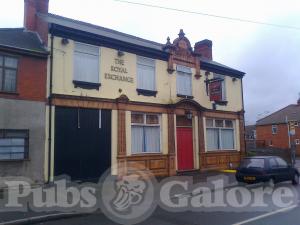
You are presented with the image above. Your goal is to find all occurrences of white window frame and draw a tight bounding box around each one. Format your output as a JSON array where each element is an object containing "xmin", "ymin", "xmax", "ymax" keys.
[
  {"xmin": 131, "ymin": 113, "xmax": 161, "ymax": 154},
  {"xmin": 272, "ymin": 125, "xmax": 277, "ymax": 134},
  {"xmin": 213, "ymin": 73, "xmax": 226, "ymax": 101},
  {"xmin": 176, "ymin": 65, "xmax": 192, "ymax": 96},
  {"xmin": 136, "ymin": 56, "xmax": 156, "ymax": 91},
  {"xmin": 205, "ymin": 118, "xmax": 236, "ymax": 151},
  {"xmin": 73, "ymin": 41, "xmax": 100, "ymax": 83},
  {"xmin": 295, "ymin": 139, "xmax": 300, "ymax": 145}
]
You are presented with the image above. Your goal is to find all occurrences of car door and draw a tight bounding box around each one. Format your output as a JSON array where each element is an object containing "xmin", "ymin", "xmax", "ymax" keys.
[
  {"xmin": 268, "ymin": 157, "xmax": 279, "ymax": 181},
  {"xmin": 274, "ymin": 157, "xmax": 291, "ymax": 182}
]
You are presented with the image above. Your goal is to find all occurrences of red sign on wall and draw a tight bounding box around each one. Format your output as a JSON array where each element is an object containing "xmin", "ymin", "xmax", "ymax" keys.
[{"xmin": 209, "ymin": 80, "xmax": 222, "ymax": 101}]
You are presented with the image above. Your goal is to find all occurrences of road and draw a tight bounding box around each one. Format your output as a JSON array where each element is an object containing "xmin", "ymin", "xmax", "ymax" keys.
[{"xmin": 37, "ymin": 182, "xmax": 300, "ymax": 225}]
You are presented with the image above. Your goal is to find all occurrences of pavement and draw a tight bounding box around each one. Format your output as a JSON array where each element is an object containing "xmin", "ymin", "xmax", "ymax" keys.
[{"xmin": 0, "ymin": 159, "xmax": 299, "ymax": 225}]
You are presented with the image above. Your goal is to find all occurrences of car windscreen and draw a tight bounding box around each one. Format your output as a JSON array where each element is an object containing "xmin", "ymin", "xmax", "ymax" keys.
[{"xmin": 240, "ymin": 158, "xmax": 265, "ymax": 169}]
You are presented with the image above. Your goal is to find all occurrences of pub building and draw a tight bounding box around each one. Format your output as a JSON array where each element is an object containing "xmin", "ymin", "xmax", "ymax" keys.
[{"xmin": 24, "ymin": 0, "xmax": 246, "ymax": 181}]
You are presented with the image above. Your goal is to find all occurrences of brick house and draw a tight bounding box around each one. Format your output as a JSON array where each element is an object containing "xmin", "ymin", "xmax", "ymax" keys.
[
  {"xmin": 256, "ymin": 98, "xmax": 300, "ymax": 155},
  {"xmin": 0, "ymin": 2, "xmax": 48, "ymax": 184}
]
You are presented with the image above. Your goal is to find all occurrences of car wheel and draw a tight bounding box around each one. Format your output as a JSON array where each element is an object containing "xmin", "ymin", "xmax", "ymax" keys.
[{"xmin": 292, "ymin": 173, "xmax": 299, "ymax": 185}]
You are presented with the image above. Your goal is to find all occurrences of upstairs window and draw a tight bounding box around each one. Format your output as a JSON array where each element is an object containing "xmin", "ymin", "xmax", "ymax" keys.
[
  {"xmin": 176, "ymin": 65, "xmax": 192, "ymax": 97},
  {"xmin": 137, "ymin": 56, "xmax": 156, "ymax": 94},
  {"xmin": 272, "ymin": 125, "xmax": 277, "ymax": 134},
  {"xmin": 213, "ymin": 73, "xmax": 226, "ymax": 101},
  {"xmin": 0, "ymin": 55, "xmax": 18, "ymax": 93},
  {"xmin": 206, "ymin": 118, "xmax": 235, "ymax": 150},
  {"xmin": 0, "ymin": 130, "xmax": 29, "ymax": 160},
  {"xmin": 73, "ymin": 42, "xmax": 100, "ymax": 88},
  {"xmin": 131, "ymin": 113, "xmax": 161, "ymax": 154}
]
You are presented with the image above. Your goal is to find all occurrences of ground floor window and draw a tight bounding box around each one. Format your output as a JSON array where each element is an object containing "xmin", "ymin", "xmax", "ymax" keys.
[
  {"xmin": 0, "ymin": 129, "xmax": 29, "ymax": 160},
  {"xmin": 131, "ymin": 113, "xmax": 161, "ymax": 153},
  {"xmin": 206, "ymin": 118, "xmax": 235, "ymax": 150}
]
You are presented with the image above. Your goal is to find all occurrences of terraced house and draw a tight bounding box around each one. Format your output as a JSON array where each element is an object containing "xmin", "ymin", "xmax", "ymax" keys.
[{"xmin": 21, "ymin": 0, "xmax": 246, "ymax": 182}]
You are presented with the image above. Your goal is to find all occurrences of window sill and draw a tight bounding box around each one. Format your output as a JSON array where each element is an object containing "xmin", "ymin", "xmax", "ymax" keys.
[
  {"xmin": 205, "ymin": 149, "xmax": 238, "ymax": 153},
  {"xmin": 177, "ymin": 94, "xmax": 194, "ymax": 99},
  {"xmin": 136, "ymin": 89, "xmax": 157, "ymax": 97},
  {"xmin": 0, "ymin": 91, "xmax": 19, "ymax": 95},
  {"xmin": 73, "ymin": 80, "xmax": 101, "ymax": 90},
  {"xmin": 214, "ymin": 100, "xmax": 228, "ymax": 106},
  {"xmin": 0, "ymin": 159, "xmax": 29, "ymax": 162},
  {"xmin": 131, "ymin": 152, "xmax": 163, "ymax": 156}
]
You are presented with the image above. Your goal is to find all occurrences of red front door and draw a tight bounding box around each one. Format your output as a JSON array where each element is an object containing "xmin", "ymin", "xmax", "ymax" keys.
[{"xmin": 177, "ymin": 127, "xmax": 194, "ymax": 170}]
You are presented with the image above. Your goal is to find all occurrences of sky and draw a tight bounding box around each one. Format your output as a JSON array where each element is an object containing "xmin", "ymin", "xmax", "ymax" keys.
[{"xmin": 1, "ymin": 0, "xmax": 300, "ymax": 124}]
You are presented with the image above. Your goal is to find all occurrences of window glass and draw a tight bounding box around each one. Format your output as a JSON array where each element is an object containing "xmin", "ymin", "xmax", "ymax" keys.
[
  {"xmin": 272, "ymin": 125, "xmax": 277, "ymax": 134},
  {"xmin": 144, "ymin": 126, "xmax": 160, "ymax": 152},
  {"xmin": 4, "ymin": 57, "xmax": 18, "ymax": 68},
  {"xmin": 3, "ymin": 69, "xmax": 17, "ymax": 92},
  {"xmin": 73, "ymin": 42, "xmax": 99, "ymax": 83},
  {"xmin": 241, "ymin": 158, "xmax": 265, "ymax": 168},
  {"xmin": 215, "ymin": 120, "xmax": 224, "ymax": 127},
  {"xmin": 131, "ymin": 113, "xmax": 161, "ymax": 153},
  {"xmin": 146, "ymin": 115, "xmax": 159, "ymax": 124},
  {"xmin": 206, "ymin": 118, "xmax": 235, "ymax": 151},
  {"xmin": 275, "ymin": 158, "xmax": 287, "ymax": 167},
  {"xmin": 206, "ymin": 119, "xmax": 213, "ymax": 127},
  {"xmin": 176, "ymin": 65, "xmax": 192, "ymax": 96},
  {"xmin": 269, "ymin": 158, "xmax": 277, "ymax": 168},
  {"xmin": 137, "ymin": 56, "xmax": 155, "ymax": 91},
  {"xmin": 221, "ymin": 129, "xmax": 234, "ymax": 149},
  {"xmin": 0, "ymin": 130, "xmax": 28, "ymax": 160},
  {"xmin": 225, "ymin": 120, "xmax": 233, "ymax": 128},
  {"xmin": 206, "ymin": 128, "xmax": 219, "ymax": 150},
  {"xmin": 0, "ymin": 56, "xmax": 3, "ymax": 66},
  {"xmin": 131, "ymin": 113, "xmax": 144, "ymax": 124},
  {"xmin": 213, "ymin": 73, "xmax": 226, "ymax": 100}
]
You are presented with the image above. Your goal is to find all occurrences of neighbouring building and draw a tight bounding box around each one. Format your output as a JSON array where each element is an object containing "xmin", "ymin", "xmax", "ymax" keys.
[
  {"xmin": 0, "ymin": 3, "xmax": 48, "ymax": 183},
  {"xmin": 19, "ymin": 0, "xmax": 246, "ymax": 182},
  {"xmin": 256, "ymin": 98, "xmax": 300, "ymax": 155},
  {"xmin": 245, "ymin": 125, "xmax": 256, "ymax": 150}
]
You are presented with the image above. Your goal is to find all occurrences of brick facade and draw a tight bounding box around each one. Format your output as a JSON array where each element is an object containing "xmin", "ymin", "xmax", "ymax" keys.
[
  {"xmin": 256, "ymin": 124, "xmax": 300, "ymax": 155},
  {"xmin": 0, "ymin": 54, "xmax": 47, "ymax": 102}
]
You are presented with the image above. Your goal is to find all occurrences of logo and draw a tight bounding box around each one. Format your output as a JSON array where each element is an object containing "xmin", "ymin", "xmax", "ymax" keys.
[{"xmin": 98, "ymin": 168, "xmax": 157, "ymax": 225}]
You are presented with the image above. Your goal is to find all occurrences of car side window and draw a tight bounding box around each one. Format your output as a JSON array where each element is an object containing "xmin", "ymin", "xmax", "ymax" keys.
[
  {"xmin": 275, "ymin": 158, "xmax": 288, "ymax": 167},
  {"xmin": 269, "ymin": 158, "xmax": 277, "ymax": 168}
]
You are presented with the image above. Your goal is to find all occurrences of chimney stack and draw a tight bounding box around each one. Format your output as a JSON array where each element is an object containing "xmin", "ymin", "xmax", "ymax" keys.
[
  {"xmin": 194, "ymin": 39, "xmax": 213, "ymax": 60},
  {"xmin": 24, "ymin": 0, "xmax": 49, "ymax": 45}
]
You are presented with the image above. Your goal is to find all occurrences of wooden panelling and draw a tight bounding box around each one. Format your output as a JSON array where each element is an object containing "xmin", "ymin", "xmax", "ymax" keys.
[
  {"xmin": 200, "ymin": 151, "xmax": 241, "ymax": 170},
  {"xmin": 118, "ymin": 154, "xmax": 171, "ymax": 177}
]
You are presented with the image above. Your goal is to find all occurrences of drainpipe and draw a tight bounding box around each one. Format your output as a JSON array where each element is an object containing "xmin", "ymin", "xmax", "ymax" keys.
[
  {"xmin": 241, "ymin": 77, "xmax": 246, "ymax": 156},
  {"xmin": 47, "ymin": 32, "xmax": 54, "ymax": 183}
]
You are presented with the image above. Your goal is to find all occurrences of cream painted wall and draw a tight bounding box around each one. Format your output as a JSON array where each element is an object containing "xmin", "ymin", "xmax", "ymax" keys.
[{"xmin": 51, "ymin": 37, "xmax": 243, "ymax": 112}]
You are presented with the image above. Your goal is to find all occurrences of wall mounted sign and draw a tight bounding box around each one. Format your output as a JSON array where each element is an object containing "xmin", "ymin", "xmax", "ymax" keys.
[
  {"xmin": 209, "ymin": 80, "xmax": 222, "ymax": 101},
  {"xmin": 104, "ymin": 58, "xmax": 134, "ymax": 83}
]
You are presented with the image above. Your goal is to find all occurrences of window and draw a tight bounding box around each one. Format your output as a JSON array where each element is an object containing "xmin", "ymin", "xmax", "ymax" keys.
[
  {"xmin": 275, "ymin": 157, "xmax": 288, "ymax": 168},
  {"xmin": 269, "ymin": 158, "xmax": 277, "ymax": 168},
  {"xmin": 241, "ymin": 158, "xmax": 265, "ymax": 169},
  {"xmin": 0, "ymin": 55, "xmax": 18, "ymax": 92},
  {"xmin": 131, "ymin": 113, "xmax": 161, "ymax": 153},
  {"xmin": 176, "ymin": 65, "xmax": 192, "ymax": 96},
  {"xmin": 73, "ymin": 42, "xmax": 100, "ymax": 87},
  {"xmin": 213, "ymin": 73, "xmax": 226, "ymax": 101},
  {"xmin": 295, "ymin": 139, "xmax": 300, "ymax": 145},
  {"xmin": 206, "ymin": 118, "xmax": 235, "ymax": 150},
  {"xmin": 0, "ymin": 130, "xmax": 29, "ymax": 160},
  {"xmin": 272, "ymin": 125, "xmax": 277, "ymax": 134},
  {"xmin": 268, "ymin": 140, "xmax": 273, "ymax": 146},
  {"xmin": 137, "ymin": 56, "xmax": 156, "ymax": 93}
]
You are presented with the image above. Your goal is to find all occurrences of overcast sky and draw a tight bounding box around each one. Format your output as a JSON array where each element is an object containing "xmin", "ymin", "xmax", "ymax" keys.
[{"xmin": 1, "ymin": 0, "xmax": 300, "ymax": 124}]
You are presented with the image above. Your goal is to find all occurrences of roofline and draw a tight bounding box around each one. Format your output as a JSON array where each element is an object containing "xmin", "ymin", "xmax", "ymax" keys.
[
  {"xmin": 49, "ymin": 23, "xmax": 169, "ymax": 61},
  {"xmin": 200, "ymin": 60, "xmax": 245, "ymax": 78},
  {"xmin": 255, "ymin": 104, "xmax": 297, "ymax": 125},
  {"xmin": 0, "ymin": 44, "xmax": 49, "ymax": 58}
]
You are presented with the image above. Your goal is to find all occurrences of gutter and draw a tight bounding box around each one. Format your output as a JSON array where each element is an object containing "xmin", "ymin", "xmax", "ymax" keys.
[{"xmin": 47, "ymin": 32, "xmax": 54, "ymax": 183}]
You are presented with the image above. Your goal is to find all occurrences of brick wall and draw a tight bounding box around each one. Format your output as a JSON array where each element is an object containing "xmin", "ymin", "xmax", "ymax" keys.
[
  {"xmin": 256, "ymin": 124, "xmax": 300, "ymax": 154},
  {"xmin": 0, "ymin": 54, "xmax": 47, "ymax": 102}
]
